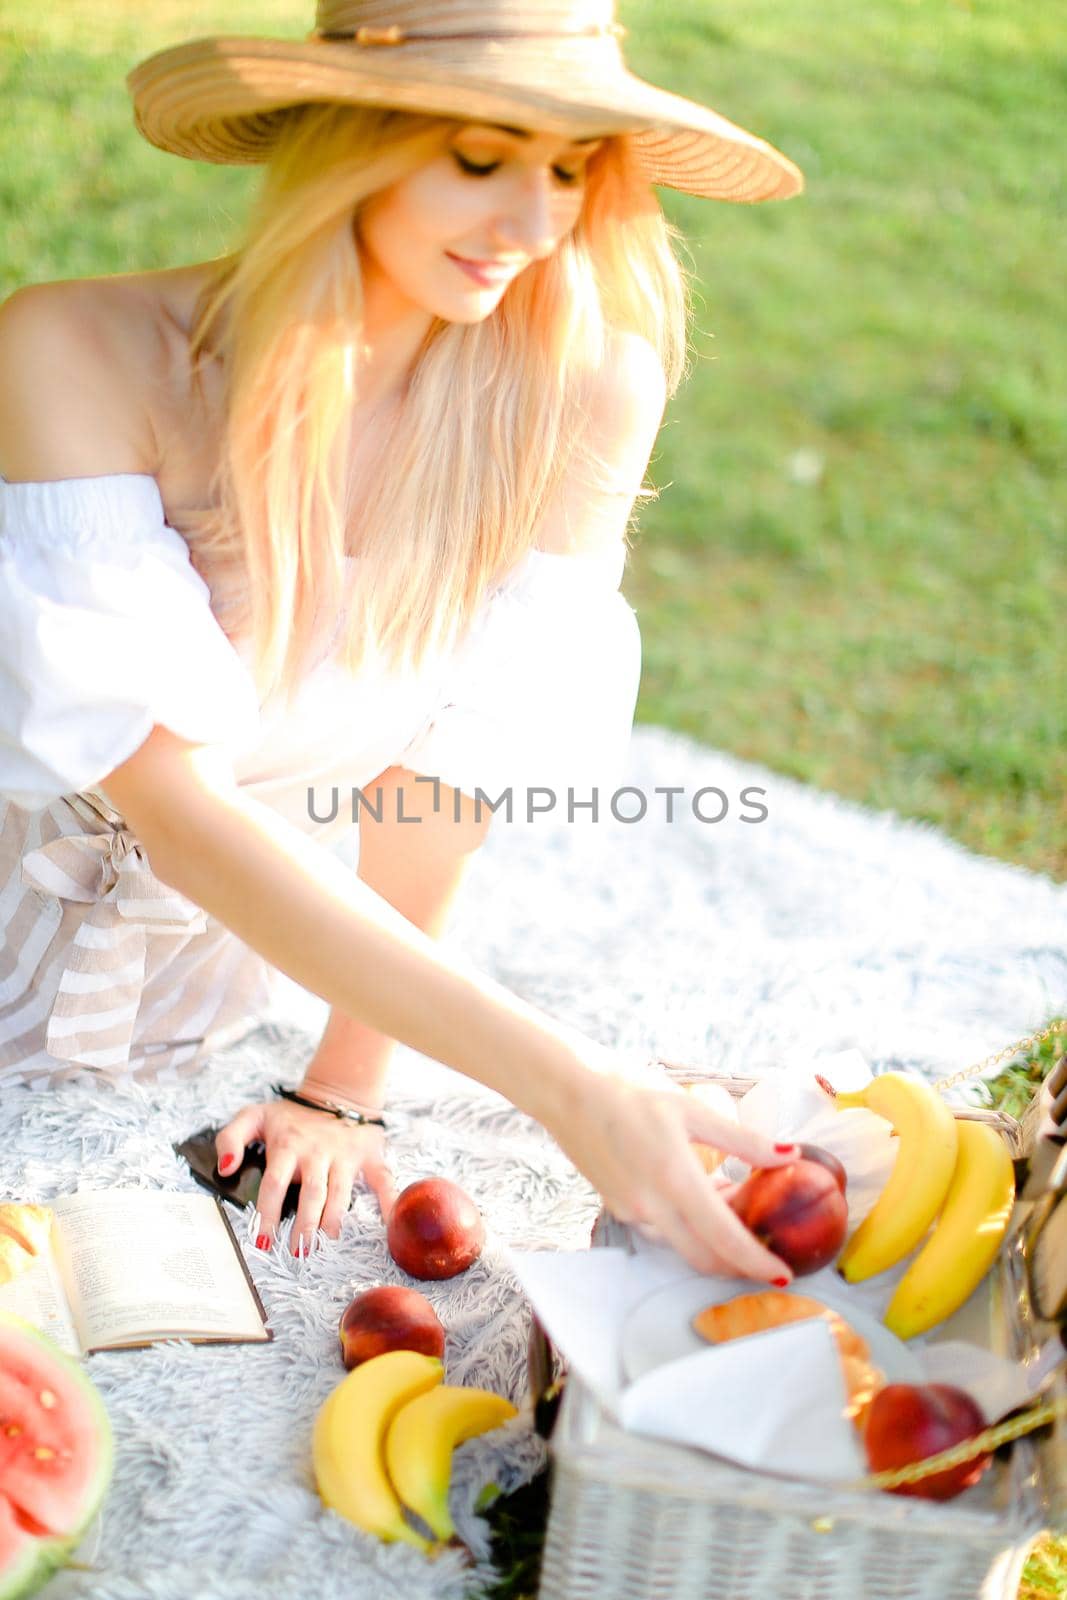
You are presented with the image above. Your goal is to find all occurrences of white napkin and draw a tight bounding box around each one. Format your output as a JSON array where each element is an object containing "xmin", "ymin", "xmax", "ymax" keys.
[
  {"xmin": 506, "ymin": 1244, "xmax": 866, "ymax": 1479},
  {"xmin": 619, "ymin": 1318, "xmax": 863, "ymax": 1479}
]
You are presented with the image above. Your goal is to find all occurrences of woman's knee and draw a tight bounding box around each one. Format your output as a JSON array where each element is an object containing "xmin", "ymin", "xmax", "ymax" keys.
[{"xmin": 364, "ymin": 765, "xmax": 492, "ymax": 850}]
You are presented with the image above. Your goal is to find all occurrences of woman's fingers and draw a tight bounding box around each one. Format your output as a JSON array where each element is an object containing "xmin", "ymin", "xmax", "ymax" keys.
[
  {"xmin": 707, "ymin": 1206, "xmax": 791, "ymax": 1282},
  {"xmin": 215, "ymin": 1104, "xmax": 266, "ymax": 1174},
  {"xmin": 291, "ymin": 1154, "xmax": 330, "ymax": 1256},
  {"xmin": 235, "ymin": 1098, "xmax": 397, "ymax": 1251},
  {"xmin": 361, "ymin": 1148, "xmax": 399, "ymax": 1223},
  {"xmin": 556, "ymin": 1079, "xmax": 807, "ymax": 1284},
  {"xmin": 671, "ymin": 1156, "xmax": 793, "ymax": 1282},
  {"xmin": 681, "ymin": 1098, "xmax": 800, "ymax": 1173},
  {"xmin": 320, "ymin": 1161, "xmax": 358, "ymax": 1240},
  {"xmin": 255, "ymin": 1145, "xmax": 298, "ymax": 1247},
  {"xmin": 621, "ymin": 1100, "xmax": 793, "ymax": 1281},
  {"xmin": 659, "ymin": 1198, "xmax": 790, "ymax": 1282}
]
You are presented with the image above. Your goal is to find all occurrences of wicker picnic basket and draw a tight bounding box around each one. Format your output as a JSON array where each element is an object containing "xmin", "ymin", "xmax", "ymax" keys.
[{"xmin": 533, "ymin": 1069, "xmax": 1067, "ymax": 1600}]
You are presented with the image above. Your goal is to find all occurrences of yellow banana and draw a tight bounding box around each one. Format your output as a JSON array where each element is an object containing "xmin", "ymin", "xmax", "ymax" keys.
[
  {"xmin": 384, "ymin": 1384, "xmax": 518, "ymax": 1542},
  {"xmin": 883, "ymin": 1119, "xmax": 1015, "ymax": 1338},
  {"xmin": 834, "ymin": 1073, "xmax": 959, "ymax": 1282},
  {"xmin": 312, "ymin": 1349, "xmax": 444, "ymax": 1550}
]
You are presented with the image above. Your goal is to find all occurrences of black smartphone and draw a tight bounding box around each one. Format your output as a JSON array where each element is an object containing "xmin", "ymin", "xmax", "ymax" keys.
[{"xmin": 174, "ymin": 1125, "xmax": 302, "ymax": 1220}]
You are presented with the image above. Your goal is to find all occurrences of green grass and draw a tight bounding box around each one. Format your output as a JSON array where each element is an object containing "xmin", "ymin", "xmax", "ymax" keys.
[
  {"xmin": 0, "ymin": 0, "xmax": 1063, "ymax": 875},
  {"xmin": 973, "ymin": 1020, "xmax": 1067, "ymax": 1119},
  {"xmin": 1022, "ymin": 1538, "xmax": 1067, "ymax": 1600},
  {"xmin": 621, "ymin": 0, "xmax": 1066, "ymax": 880}
]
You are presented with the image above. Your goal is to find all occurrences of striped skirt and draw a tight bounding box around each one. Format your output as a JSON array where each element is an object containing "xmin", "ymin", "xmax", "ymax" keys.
[{"xmin": 0, "ymin": 791, "xmax": 278, "ymax": 1089}]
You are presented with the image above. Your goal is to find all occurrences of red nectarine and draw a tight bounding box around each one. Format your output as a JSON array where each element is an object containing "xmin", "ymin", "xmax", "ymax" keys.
[
  {"xmin": 796, "ymin": 1143, "xmax": 848, "ymax": 1194},
  {"xmin": 338, "ymin": 1284, "xmax": 446, "ymax": 1370},
  {"xmin": 387, "ymin": 1177, "xmax": 485, "ymax": 1280},
  {"xmin": 728, "ymin": 1157, "xmax": 848, "ymax": 1275},
  {"xmin": 863, "ymin": 1383, "xmax": 992, "ymax": 1500}
]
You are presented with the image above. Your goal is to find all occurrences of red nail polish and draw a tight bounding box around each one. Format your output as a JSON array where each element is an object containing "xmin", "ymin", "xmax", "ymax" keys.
[
  {"xmin": 772, "ymin": 1276, "xmax": 790, "ymax": 1287},
  {"xmin": 774, "ymin": 1143, "xmax": 798, "ymax": 1154},
  {"xmin": 218, "ymin": 1153, "xmax": 237, "ymax": 1174},
  {"xmin": 256, "ymin": 1233, "xmax": 270, "ymax": 1251}
]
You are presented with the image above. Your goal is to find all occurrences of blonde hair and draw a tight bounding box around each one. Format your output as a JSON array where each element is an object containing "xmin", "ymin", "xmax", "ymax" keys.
[{"xmin": 187, "ymin": 102, "xmax": 692, "ymax": 711}]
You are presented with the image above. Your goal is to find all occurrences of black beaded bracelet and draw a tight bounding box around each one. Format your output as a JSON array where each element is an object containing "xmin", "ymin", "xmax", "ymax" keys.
[{"xmin": 272, "ymin": 1083, "xmax": 387, "ymax": 1128}]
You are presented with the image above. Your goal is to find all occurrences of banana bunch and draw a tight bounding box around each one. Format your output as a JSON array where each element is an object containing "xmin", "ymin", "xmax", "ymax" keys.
[
  {"xmin": 834, "ymin": 1073, "xmax": 959, "ymax": 1281},
  {"xmin": 312, "ymin": 1349, "xmax": 517, "ymax": 1551},
  {"xmin": 833, "ymin": 1074, "xmax": 1015, "ymax": 1336},
  {"xmin": 386, "ymin": 1384, "xmax": 519, "ymax": 1541},
  {"xmin": 883, "ymin": 1119, "xmax": 1015, "ymax": 1338}
]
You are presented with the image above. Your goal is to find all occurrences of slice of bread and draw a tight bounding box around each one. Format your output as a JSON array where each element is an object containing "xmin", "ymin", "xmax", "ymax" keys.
[
  {"xmin": 0, "ymin": 1232, "xmax": 36, "ymax": 1287},
  {"xmin": 692, "ymin": 1289, "xmax": 885, "ymax": 1424},
  {"xmin": 0, "ymin": 1202, "xmax": 53, "ymax": 1257}
]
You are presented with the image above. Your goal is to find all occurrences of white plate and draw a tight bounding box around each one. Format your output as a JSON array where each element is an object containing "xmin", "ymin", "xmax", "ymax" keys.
[{"xmin": 621, "ymin": 1274, "xmax": 924, "ymax": 1388}]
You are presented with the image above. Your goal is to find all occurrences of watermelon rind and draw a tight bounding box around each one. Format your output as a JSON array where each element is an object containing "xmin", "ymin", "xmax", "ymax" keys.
[
  {"xmin": 0, "ymin": 1508, "xmax": 72, "ymax": 1600},
  {"xmin": 0, "ymin": 1483, "xmax": 79, "ymax": 1600},
  {"xmin": 0, "ymin": 1313, "xmax": 113, "ymax": 1597}
]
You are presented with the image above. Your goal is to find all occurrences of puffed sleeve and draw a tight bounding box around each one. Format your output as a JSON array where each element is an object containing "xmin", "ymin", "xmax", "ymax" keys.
[
  {"xmin": 398, "ymin": 545, "xmax": 642, "ymax": 807},
  {"xmin": 0, "ymin": 473, "xmax": 261, "ymax": 811}
]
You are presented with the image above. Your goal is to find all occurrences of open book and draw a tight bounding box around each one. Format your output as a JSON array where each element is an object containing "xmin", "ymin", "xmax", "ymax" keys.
[{"xmin": 0, "ymin": 1190, "xmax": 271, "ymax": 1355}]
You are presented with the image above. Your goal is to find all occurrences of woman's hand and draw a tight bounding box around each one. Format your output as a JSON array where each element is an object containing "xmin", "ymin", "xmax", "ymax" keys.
[
  {"xmin": 214, "ymin": 1099, "xmax": 398, "ymax": 1256},
  {"xmin": 548, "ymin": 1072, "xmax": 800, "ymax": 1282}
]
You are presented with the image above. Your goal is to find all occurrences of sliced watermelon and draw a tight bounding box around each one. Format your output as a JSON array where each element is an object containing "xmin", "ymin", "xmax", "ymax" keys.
[
  {"xmin": 0, "ymin": 1496, "xmax": 68, "ymax": 1600},
  {"xmin": 0, "ymin": 1314, "xmax": 112, "ymax": 1599}
]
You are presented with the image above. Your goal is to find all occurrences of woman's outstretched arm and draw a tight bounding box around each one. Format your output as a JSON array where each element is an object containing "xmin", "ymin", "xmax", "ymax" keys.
[
  {"xmin": 105, "ymin": 726, "xmax": 579, "ymax": 1120},
  {"xmin": 101, "ymin": 723, "xmax": 797, "ymax": 1282}
]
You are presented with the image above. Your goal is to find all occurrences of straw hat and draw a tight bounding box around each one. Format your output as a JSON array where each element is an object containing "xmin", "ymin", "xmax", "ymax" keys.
[{"xmin": 126, "ymin": 0, "xmax": 804, "ymax": 204}]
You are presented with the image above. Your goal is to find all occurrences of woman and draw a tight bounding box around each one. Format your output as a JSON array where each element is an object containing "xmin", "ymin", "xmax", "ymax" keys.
[{"xmin": 0, "ymin": 0, "xmax": 805, "ymax": 1274}]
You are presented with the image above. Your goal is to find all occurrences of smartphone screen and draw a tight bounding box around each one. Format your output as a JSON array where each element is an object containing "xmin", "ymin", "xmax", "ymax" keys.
[{"xmin": 174, "ymin": 1126, "xmax": 301, "ymax": 1219}]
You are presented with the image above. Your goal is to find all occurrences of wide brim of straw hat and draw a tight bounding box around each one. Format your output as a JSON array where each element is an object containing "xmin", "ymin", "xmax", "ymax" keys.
[{"xmin": 126, "ymin": 33, "xmax": 804, "ymax": 203}]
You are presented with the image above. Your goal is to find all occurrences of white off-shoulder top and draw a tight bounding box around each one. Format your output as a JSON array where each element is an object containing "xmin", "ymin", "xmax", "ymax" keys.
[
  {"xmin": 0, "ymin": 471, "xmax": 642, "ymax": 1088},
  {"xmin": 0, "ymin": 472, "xmax": 642, "ymax": 825}
]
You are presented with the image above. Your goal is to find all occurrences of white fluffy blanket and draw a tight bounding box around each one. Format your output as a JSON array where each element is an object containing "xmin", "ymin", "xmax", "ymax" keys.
[{"xmin": 4, "ymin": 727, "xmax": 1066, "ymax": 1600}]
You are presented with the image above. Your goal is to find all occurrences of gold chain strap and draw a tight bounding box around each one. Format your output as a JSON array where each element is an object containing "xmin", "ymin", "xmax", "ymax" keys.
[
  {"xmin": 854, "ymin": 1392, "xmax": 1067, "ymax": 1491},
  {"xmin": 932, "ymin": 1020, "xmax": 1066, "ymax": 1095}
]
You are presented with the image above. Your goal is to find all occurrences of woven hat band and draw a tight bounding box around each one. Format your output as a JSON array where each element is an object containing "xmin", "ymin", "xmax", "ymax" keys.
[
  {"xmin": 313, "ymin": 23, "xmax": 626, "ymax": 44},
  {"xmin": 316, "ymin": 0, "xmax": 617, "ymax": 28}
]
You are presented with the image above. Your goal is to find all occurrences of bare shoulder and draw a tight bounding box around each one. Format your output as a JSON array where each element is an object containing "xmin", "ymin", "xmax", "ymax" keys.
[
  {"xmin": 533, "ymin": 332, "xmax": 669, "ymax": 560},
  {"xmin": 600, "ymin": 329, "xmax": 667, "ymax": 393},
  {"xmin": 0, "ymin": 274, "xmax": 164, "ymax": 482},
  {"xmin": 586, "ymin": 330, "xmax": 668, "ymax": 460}
]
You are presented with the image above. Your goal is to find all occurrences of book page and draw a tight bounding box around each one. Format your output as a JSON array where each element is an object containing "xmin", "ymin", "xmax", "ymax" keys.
[
  {"xmin": 0, "ymin": 1234, "xmax": 81, "ymax": 1357},
  {"xmin": 50, "ymin": 1191, "xmax": 268, "ymax": 1351}
]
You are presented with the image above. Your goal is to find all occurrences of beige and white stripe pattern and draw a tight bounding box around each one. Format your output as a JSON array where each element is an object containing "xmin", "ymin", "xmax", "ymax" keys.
[{"xmin": 0, "ymin": 791, "xmax": 277, "ymax": 1090}]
